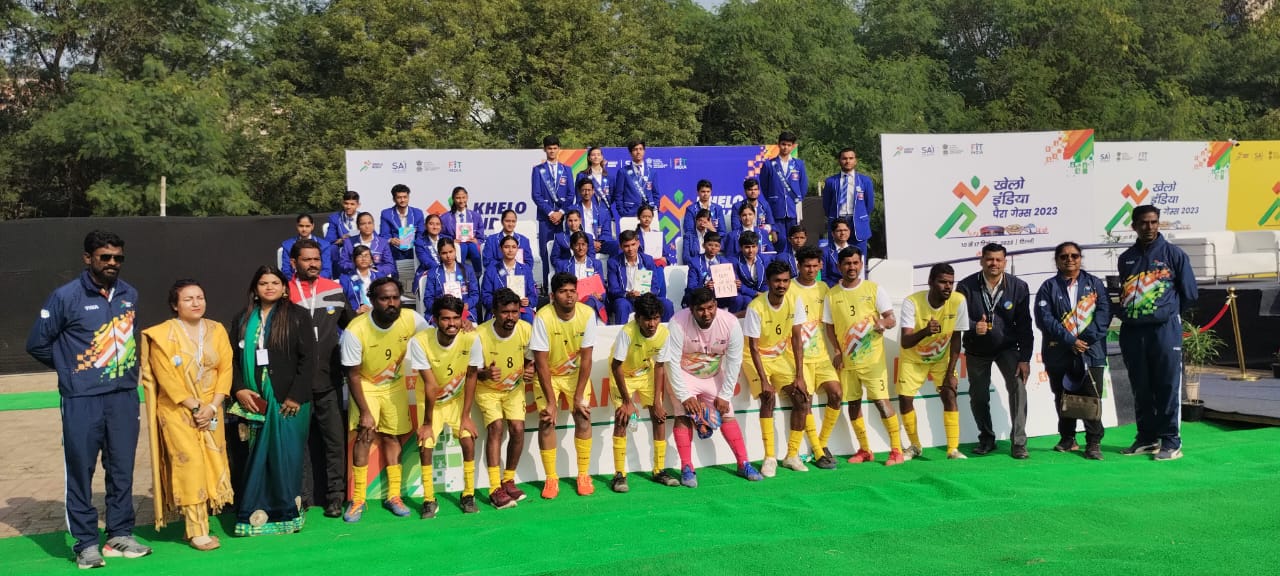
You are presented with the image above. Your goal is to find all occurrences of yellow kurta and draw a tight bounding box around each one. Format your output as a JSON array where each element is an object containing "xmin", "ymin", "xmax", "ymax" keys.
[{"xmin": 140, "ymin": 318, "xmax": 235, "ymax": 529}]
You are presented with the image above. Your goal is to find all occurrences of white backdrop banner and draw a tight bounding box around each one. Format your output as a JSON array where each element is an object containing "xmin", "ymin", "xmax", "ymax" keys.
[
  {"xmin": 1093, "ymin": 141, "xmax": 1231, "ymax": 243},
  {"xmin": 881, "ymin": 131, "xmax": 1097, "ymax": 284}
]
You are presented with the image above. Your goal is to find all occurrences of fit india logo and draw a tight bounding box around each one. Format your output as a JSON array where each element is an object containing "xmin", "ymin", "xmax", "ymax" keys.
[
  {"xmin": 673, "ymin": 157, "xmax": 687, "ymax": 170},
  {"xmin": 1259, "ymin": 181, "xmax": 1280, "ymax": 227},
  {"xmin": 935, "ymin": 176, "xmax": 989, "ymax": 239},
  {"xmin": 1104, "ymin": 179, "xmax": 1150, "ymax": 236},
  {"xmin": 448, "ymin": 161, "xmax": 463, "ymax": 173}
]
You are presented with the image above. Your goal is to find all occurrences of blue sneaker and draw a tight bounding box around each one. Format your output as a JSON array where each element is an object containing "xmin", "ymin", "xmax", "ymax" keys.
[
  {"xmin": 739, "ymin": 462, "xmax": 763, "ymax": 482},
  {"xmin": 680, "ymin": 465, "xmax": 698, "ymax": 488},
  {"xmin": 1153, "ymin": 446, "xmax": 1183, "ymax": 461},
  {"xmin": 383, "ymin": 497, "xmax": 411, "ymax": 517},
  {"xmin": 1120, "ymin": 440, "xmax": 1159, "ymax": 456},
  {"xmin": 343, "ymin": 501, "xmax": 366, "ymax": 523}
]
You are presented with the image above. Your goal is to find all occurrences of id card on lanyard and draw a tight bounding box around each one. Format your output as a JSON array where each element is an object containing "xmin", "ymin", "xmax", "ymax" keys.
[
  {"xmin": 255, "ymin": 315, "xmax": 270, "ymax": 366},
  {"xmin": 294, "ymin": 279, "xmax": 321, "ymax": 341},
  {"xmin": 982, "ymin": 278, "xmax": 1004, "ymax": 320}
]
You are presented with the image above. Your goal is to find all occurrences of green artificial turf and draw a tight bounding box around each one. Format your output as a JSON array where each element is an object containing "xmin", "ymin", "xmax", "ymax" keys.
[
  {"xmin": 0, "ymin": 391, "xmax": 62, "ymax": 412},
  {"xmin": 4, "ymin": 422, "xmax": 1278, "ymax": 575}
]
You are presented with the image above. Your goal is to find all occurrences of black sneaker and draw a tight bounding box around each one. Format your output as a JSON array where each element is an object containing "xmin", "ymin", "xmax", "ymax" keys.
[
  {"xmin": 1083, "ymin": 443, "xmax": 1104, "ymax": 460},
  {"xmin": 1053, "ymin": 438, "xmax": 1080, "ymax": 452},
  {"xmin": 972, "ymin": 442, "xmax": 996, "ymax": 456},
  {"xmin": 324, "ymin": 498, "xmax": 344, "ymax": 518},
  {"xmin": 652, "ymin": 470, "xmax": 681, "ymax": 487},
  {"xmin": 1153, "ymin": 446, "xmax": 1183, "ymax": 461},
  {"xmin": 460, "ymin": 495, "xmax": 479, "ymax": 514},
  {"xmin": 610, "ymin": 472, "xmax": 630, "ymax": 493},
  {"xmin": 813, "ymin": 448, "xmax": 837, "ymax": 470},
  {"xmin": 420, "ymin": 499, "xmax": 439, "ymax": 519},
  {"xmin": 1120, "ymin": 440, "xmax": 1160, "ymax": 456}
]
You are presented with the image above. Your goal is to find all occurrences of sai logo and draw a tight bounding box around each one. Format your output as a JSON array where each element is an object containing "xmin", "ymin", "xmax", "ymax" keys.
[
  {"xmin": 935, "ymin": 176, "xmax": 989, "ymax": 239},
  {"xmin": 1104, "ymin": 180, "xmax": 1150, "ymax": 235},
  {"xmin": 448, "ymin": 161, "xmax": 463, "ymax": 172}
]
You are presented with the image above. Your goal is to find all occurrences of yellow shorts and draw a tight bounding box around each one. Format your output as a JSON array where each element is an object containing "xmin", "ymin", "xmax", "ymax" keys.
[
  {"xmin": 475, "ymin": 385, "xmax": 527, "ymax": 425},
  {"xmin": 745, "ymin": 355, "xmax": 796, "ymax": 397},
  {"xmin": 349, "ymin": 384, "xmax": 411, "ymax": 435},
  {"xmin": 533, "ymin": 374, "xmax": 594, "ymax": 410},
  {"xmin": 801, "ymin": 359, "xmax": 841, "ymax": 386},
  {"xmin": 897, "ymin": 361, "xmax": 952, "ymax": 398},
  {"xmin": 611, "ymin": 373, "xmax": 656, "ymax": 408},
  {"xmin": 842, "ymin": 362, "xmax": 890, "ymax": 401},
  {"xmin": 419, "ymin": 396, "xmax": 474, "ymax": 449}
]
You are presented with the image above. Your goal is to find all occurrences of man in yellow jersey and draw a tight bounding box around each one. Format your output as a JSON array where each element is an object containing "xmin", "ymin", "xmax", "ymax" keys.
[
  {"xmin": 531, "ymin": 272, "xmax": 599, "ymax": 498},
  {"xmin": 743, "ymin": 260, "xmax": 808, "ymax": 476},
  {"xmin": 823, "ymin": 246, "xmax": 905, "ymax": 466},
  {"xmin": 340, "ymin": 277, "xmax": 430, "ymax": 522},
  {"xmin": 475, "ymin": 288, "xmax": 534, "ymax": 510},
  {"xmin": 408, "ymin": 295, "xmax": 483, "ymax": 518},
  {"xmin": 898, "ymin": 263, "xmax": 970, "ymax": 460},
  {"xmin": 790, "ymin": 246, "xmax": 840, "ymax": 469},
  {"xmin": 609, "ymin": 293, "xmax": 682, "ymax": 493}
]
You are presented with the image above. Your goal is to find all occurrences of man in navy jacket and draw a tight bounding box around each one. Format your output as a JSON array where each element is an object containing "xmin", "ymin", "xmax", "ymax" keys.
[
  {"xmin": 956, "ymin": 243, "xmax": 1034, "ymax": 459},
  {"xmin": 820, "ymin": 148, "xmax": 875, "ymax": 256},
  {"xmin": 27, "ymin": 230, "xmax": 152, "ymax": 567},
  {"xmin": 607, "ymin": 230, "xmax": 674, "ymax": 324},
  {"xmin": 759, "ymin": 131, "xmax": 808, "ymax": 251},
  {"xmin": 1117, "ymin": 205, "xmax": 1198, "ymax": 461},
  {"xmin": 379, "ymin": 184, "xmax": 427, "ymax": 279},
  {"xmin": 613, "ymin": 140, "xmax": 660, "ymax": 222},
  {"xmin": 532, "ymin": 135, "xmax": 575, "ymax": 288}
]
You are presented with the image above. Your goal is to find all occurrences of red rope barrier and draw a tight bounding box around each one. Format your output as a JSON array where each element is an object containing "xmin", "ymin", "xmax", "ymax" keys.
[{"xmin": 1184, "ymin": 299, "xmax": 1232, "ymax": 337}]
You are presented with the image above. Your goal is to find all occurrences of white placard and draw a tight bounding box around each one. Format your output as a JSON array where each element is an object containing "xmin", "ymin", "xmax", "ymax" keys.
[
  {"xmin": 642, "ymin": 230, "xmax": 663, "ymax": 259},
  {"xmin": 710, "ymin": 263, "xmax": 737, "ymax": 299},
  {"xmin": 506, "ymin": 274, "xmax": 525, "ymax": 299}
]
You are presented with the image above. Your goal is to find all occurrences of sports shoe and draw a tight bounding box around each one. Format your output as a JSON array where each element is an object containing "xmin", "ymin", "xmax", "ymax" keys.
[
  {"xmin": 576, "ymin": 474, "xmax": 595, "ymax": 496},
  {"xmin": 324, "ymin": 498, "xmax": 344, "ymax": 518},
  {"xmin": 489, "ymin": 486, "xmax": 517, "ymax": 510},
  {"xmin": 383, "ymin": 496, "xmax": 411, "ymax": 517},
  {"xmin": 103, "ymin": 536, "xmax": 151, "ymax": 559},
  {"xmin": 76, "ymin": 547, "xmax": 106, "ymax": 569},
  {"xmin": 1153, "ymin": 446, "xmax": 1183, "ymax": 461},
  {"xmin": 971, "ymin": 441, "xmax": 996, "ymax": 456},
  {"xmin": 1083, "ymin": 443, "xmax": 1104, "ymax": 460},
  {"xmin": 780, "ymin": 455, "xmax": 809, "ymax": 472},
  {"xmin": 813, "ymin": 453, "xmax": 837, "ymax": 470},
  {"xmin": 460, "ymin": 495, "xmax": 479, "ymax": 514},
  {"xmin": 1053, "ymin": 438, "xmax": 1080, "ymax": 452},
  {"xmin": 541, "ymin": 479, "xmax": 560, "ymax": 499},
  {"xmin": 610, "ymin": 473, "xmax": 630, "ymax": 493},
  {"xmin": 760, "ymin": 457, "xmax": 778, "ymax": 478},
  {"xmin": 419, "ymin": 499, "xmax": 439, "ymax": 519},
  {"xmin": 343, "ymin": 501, "xmax": 366, "ymax": 523},
  {"xmin": 947, "ymin": 449, "xmax": 968, "ymax": 460},
  {"xmin": 846, "ymin": 449, "xmax": 875, "ymax": 464},
  {"xmin": 1120, "ymin": 440, "xmax": 1160, "ymax": 456},
  {"xmin": 503, "ymin": 480, "xmax": 528, "ymax": 502},
  {"xmin": 739, "ymin": 462, "xmax": 764, "ymax": 482},
  {"xmin": 653, "ymin": 469, "xmax": 681, "ymax": 487},
  {"xmin": 1011, "ymin": 445, "xmax": 1029, "ymax": 460},
  {"xmin": 885, "ymin": 449, "xmax": 906, "ymax": 467},
  {"xmin": 903, "ymin": 445, "xmax": 922, "ymax": 461},
  {"xmin": 680, "ymin": 465, "xmax": 698, "ymax": 488}
]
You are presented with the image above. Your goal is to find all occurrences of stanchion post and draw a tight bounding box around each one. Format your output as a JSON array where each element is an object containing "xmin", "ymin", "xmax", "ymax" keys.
[{"xmin": 1227, "ymin": 286, "xmax": 1258, "ymax": 382}]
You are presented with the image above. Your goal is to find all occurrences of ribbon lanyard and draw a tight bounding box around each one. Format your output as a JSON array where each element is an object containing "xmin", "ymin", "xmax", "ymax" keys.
[
  {"xmin": 543, "ymin": 163, "xmax": 559, "ymax": 198},
  {"xmin": 981, "ymin": 277, "xmax": 1004, "ymax": 319},
  {"xmin": 294, "ymin": 279, "xmax": 320, "ymax": 341}
]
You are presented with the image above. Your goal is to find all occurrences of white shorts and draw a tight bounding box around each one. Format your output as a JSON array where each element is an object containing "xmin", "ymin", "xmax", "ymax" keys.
[{"xmin": 675, "ymin": 370, "xmax": 722, "ymax": 416}]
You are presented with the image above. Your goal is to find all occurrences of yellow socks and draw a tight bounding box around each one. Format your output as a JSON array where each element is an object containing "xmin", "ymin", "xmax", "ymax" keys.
[
  {"xmin": 419, "ymin": 464, "xmax": 434, "ymax": 501},
  {"xmin": 883, "ymin": 414, "xmax": 902, "ymax": 451},
  {"xmin": 575, "ymin": 437, "xmax": 592, "ymax": 476},
  {"xmin": 612, "ymin": 436, "xmax": 627, "ymax": 477},
  {"xmin": 760, "ymin": 417, "xmax": 776, "ymax": 459},
  {"xmin": 903, "ymin": 410, "xmax": 921, "ymax": 447},
  {"xmin": 652, "ymin": 440, "xmax": 668, "ymax": 474},
  {"xmin": 804, "ymin": 414, "xmax": 819, "ymax": 454},
  {"xmin": 462, "ymin": 461, "xmax": 476, "ymax": 497},
  {"xmin": 386, "ymin": 464, "xmax": 403, "ymax": 500},
  {"xmin": 541, "ymin": 448, "xmax": 558, "ymax": 482},
  {"xmin": 487, "ymin": 466, "xmax": 502, "ymax": 494},
  {"xmin": 503, "ymin": 469, "xmax": 516, "ymax": 483},
  {"xmin": 851, "ymin": 416, "xmax": 869, "ymax": 453},
  {"xmin": 944, "ymin": 410, "xmax": 960, "ymax": 452},
  {"xmin": 352, "ymin": 465, "xmax": 368, "ymax": 504},
  {"xmin": 819, "ymin": 406, "xmax": 841, "ymax": 452},
  {"xmin": 786, "ymin": 429, "xmax": 803, "ymax": 459}
]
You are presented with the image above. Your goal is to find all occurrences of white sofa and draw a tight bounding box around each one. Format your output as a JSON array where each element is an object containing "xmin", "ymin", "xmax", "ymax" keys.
[{"xmin": 1170, "ymin": 231, "xmax": 1280, "ymax": 281}]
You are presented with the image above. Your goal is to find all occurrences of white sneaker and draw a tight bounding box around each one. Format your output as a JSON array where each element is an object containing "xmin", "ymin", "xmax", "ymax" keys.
[
  {"xmin": 947, "ymin": 450, "xmax": 968, "ymax": 460},
  {"xmin": 760, "ymin": 457, "xmax": 778, "ymax": 477},
  {"xmin": 780, "ymin": 455, "xmax": 809, "ymax": 472},
  {"xmin": 903, "ymin": 445, "xmax": 922, "ymax": 461}
]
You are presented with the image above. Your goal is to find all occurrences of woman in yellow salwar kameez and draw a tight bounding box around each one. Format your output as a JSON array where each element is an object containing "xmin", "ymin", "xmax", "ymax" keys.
[{"xmin": 141, "ymin": 279, "xmax": 234, "ymax": 551}]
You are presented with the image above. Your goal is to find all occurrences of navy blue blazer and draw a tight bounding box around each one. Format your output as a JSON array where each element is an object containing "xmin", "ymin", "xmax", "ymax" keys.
[
  {"xmin": 821, "ymin": 242, "xmax": 853, "ymax": 287},
  {"xmin": 568, "ymin": 198, "xmax": 617, "ymax": 252},
  {"xmin": 635, "ymin": 227, "xmax": 676, "ymax": 265},
  {"xmin": 280, "ymin": 235, "xmax": 334, "ymax": 280},
  {"xmin": 613, "ymin": 160, "xmax": 659, "ymax": 220},
  {"xmin": 686, "ymin": 253, "xmax": 730, "ymax": 293},
  {"xmin": 378, "ymin": 206, "xmax": 426, "ymax": 261},
  {"xmin": 607, "ymin": 254, "xmax": 668, "ymax": 301},
  {"xmin": 1034, "ymin": 271, "xmax": 1111, "ymax": 368},
  {"xmin": 682, "ymin": 202, "xmax": 729, "ymax": 243},
  {"xmin": 730, "ymin": 199, "xmax": 777, "ymax": 233},
  {"xmin": 417, "ymin": 263, "xmax": 479, "ymax": 322},
  {"xmin": 325, "ymin": 211, "xmax": 360, "ymax": 245},
  {"xmin": 760, "ymin": 156, "xmax": 808, "ymax": 221},
  {"xmin": 552, "ymin": 230, "xmax": 597, "ymax": 263},
  {"xmin": 576, "ymin": 170, "xmax": 618, "ymax": 223},
  {"xmin": 553, "ymin": 256, "xmax": 605, "ymax": 280},
  {"xmin": 531, "ymin": 161, "xmax": 575, "ymax": 222},
  {"xmin": 481, "ymin": 233, "xmax": 535, "ymax": 270},
  {"xmin": 439, "ymin": 209, "xmax": 486, "ymax": 245},
  {"xmin": 820, "ymin": 172, "xmax": 875, "ymax": 242},
  {"xmin": 735, "ymin": 254, "xmax": 774, "ymax": 300},
  {"xmin": 722, "ymin": 228, "xmax": 776, "ymax": 261},
  {"xmin": 337, "ymin": 235, "xmax": 395, "ymax": 278},
  {"xmin": 339, "ymin": 269, "xmax": 390, "ymax": 311},
  {"xmin": 481, "ymin": 261, "xmax": 536, "ymax": 310}
]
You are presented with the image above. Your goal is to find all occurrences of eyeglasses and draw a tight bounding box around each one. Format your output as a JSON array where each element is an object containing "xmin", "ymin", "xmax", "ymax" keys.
[
  {"xmin": 97, "ymin": 254, "xmax": 125, "ymax": 263},
  {"xmin": 1057, "ymin": 253, "xmax": 1081, "ymax": 261}
]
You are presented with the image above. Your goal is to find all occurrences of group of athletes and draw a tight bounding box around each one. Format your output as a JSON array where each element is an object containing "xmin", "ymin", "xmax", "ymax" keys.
[{"xmin": 336, "ymin": 238, "xmax": 973, "ymax": 522}]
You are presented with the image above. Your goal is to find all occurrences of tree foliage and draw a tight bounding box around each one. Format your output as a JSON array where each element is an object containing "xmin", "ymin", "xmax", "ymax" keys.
[{"xmin": 1, "ymin": 0, "xmax": 1278, "ymax": 220}]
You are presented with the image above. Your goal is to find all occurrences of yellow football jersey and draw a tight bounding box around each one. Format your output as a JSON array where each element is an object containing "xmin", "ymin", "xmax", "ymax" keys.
[
  {"xmin": 745, "ymin": 290, "xmax": 802, "ymax": 360},
  {"xmin": 477, "ymin": 319, "xmax": 532, "ymax": 392},
  {"xmin": 790, "ymin": 280, "xmax": 829, "ymax": 361},
  {"xmin": 824, "ymin": 280, "xmax": 887, "ymax": 367},
  {"xmin": 900, "ymin": 290, "xmax": 966, "ymax": 365},
  {"xmin": 344, "ymin": 312, "xmax": 420, "ymax": 390},
  {"xmin": 534, "ymin": 302, "xmax": 595, "ymax": 377},
  {"xmin": 414, "ymin": 328, "xmax": 479, "ymax": 403},
  {"xmin": 615, "ymin": 321, "xmax": 670, "ymax": 379}
]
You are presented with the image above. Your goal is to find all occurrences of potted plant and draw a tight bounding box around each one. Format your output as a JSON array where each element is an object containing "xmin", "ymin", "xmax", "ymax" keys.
[{"xmin": 1181, "ymin": 320, "xmax": 1225, "ymax": 421}]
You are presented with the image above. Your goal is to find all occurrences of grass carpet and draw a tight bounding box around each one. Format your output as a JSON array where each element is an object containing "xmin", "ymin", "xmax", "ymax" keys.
[{"xmin": 4, "ymin": 422, "xmax": 1278, "ymax": 575}]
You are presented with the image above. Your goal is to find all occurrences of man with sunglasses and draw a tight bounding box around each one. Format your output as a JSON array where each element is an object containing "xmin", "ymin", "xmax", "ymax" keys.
[
  {"xmin": 956, "ymin": 243, "xmax": 1034, "ymax": 459},
  {"xmin": 28, "ymin": 230, "xmax": 153, "ymax": 568}
]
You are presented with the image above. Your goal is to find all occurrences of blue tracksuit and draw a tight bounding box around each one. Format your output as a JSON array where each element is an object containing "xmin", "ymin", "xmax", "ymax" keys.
[
  {"xmin": 26, "ymin": 270, "xmax": 141, "ymax": 553},
  {"xmin": 1035, "ymin": 271, "xmax": 1111, "ymax": 443},
  {"xmin": 1117, "ymin": 234, "xmax": 1198, "ymax": 449}
]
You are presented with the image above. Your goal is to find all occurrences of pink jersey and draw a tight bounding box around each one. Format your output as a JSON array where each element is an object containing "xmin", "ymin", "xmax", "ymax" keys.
[{"xmin": 667, "ymin": 308, "xmax": 744, "ymax": 402}]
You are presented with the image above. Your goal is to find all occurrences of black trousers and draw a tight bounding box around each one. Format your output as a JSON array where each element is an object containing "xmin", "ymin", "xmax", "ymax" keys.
[
  {"xmin": 1046, "ymin": 364, "xmax": 1106, "ymax": 445},
  {"xmin": 302, "ymin": 386, "xmax": 347, "ymax": 506},
  {"xmin": 967, "ymin": 348, "xmax": 1026, "ymax": 446}
]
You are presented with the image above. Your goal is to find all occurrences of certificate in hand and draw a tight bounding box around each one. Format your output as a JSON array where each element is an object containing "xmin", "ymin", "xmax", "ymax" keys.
[
  {"xmin": 632, "ymin": 269, "xmax": 654, "ymax": 293},
  {"xmin": 506, "ymin": 274, "xmax": 525, "ymax": 300},
  {"xmin": 710, "ymin": 263, "xmax": 737, "ymax": 299},
  {"xmin": 458, "ymin": 222, "xmax": 474, "ymax": 243},
  {"xmin": 642, "ymin": 231, "xmax": 663, "ymax": 258},
  {"xmin": 577, "ymin": 275, "xmax": 605, "ymax": 300}
]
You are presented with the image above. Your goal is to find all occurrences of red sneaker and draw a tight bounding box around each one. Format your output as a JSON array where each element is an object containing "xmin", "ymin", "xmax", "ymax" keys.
[
  {"xmin": 541, "ymin": 478, "xmax": 560, "ymax": 500},
  {"xmin": 885, "ymin": 449, "xmax": 906, "ymax": 467},
  {"xmin": 576, "ymin": 474, "xmax": 595, "ymax": 496},
  {"xmin": 503, "ymin": 480, "xmax": 528, "ymax": 502},
  {"xmin": 846, "ymin": 449, "xmax": 875, "ymax": 464}
]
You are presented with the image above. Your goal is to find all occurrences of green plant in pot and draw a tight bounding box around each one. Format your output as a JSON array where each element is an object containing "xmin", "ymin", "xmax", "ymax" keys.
[{"xmin": 1182, "ymin": 320, "xmax": 1225, "ymax": 402}]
